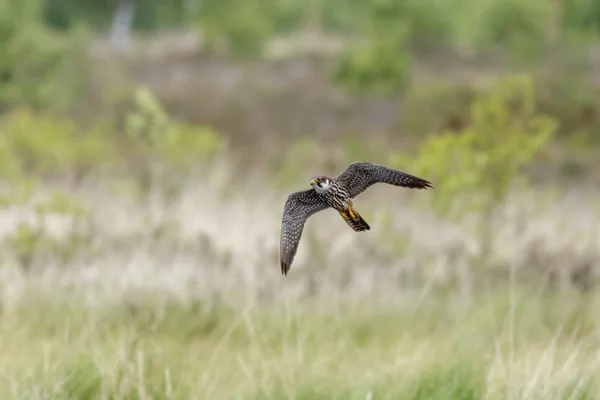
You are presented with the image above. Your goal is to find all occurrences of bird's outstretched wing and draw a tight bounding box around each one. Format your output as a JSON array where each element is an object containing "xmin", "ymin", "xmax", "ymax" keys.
[
  {"xmin": 280, "ymin": 189, "xmax": 329, "ymax": 276},
  {"xmin": 336, "ymin": 162, "xmax": 433, "ymax": 198}
]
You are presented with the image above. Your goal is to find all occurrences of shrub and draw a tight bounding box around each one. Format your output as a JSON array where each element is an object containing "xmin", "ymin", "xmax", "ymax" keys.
[
  {"xmin": 125, "ymin": 85, "xmax": 225, "ymax": 167},
  {"xmin": 391, "ymin": 74, "xmax": 557, "ymax": 220},
  {"xmin": 194, "ymin": 0, "xmax": 276, "ymax": 58},
  {"xmin": 0, "ymin": 0, "xmax": 89, "ymax": 111},
  {"xmin": 389, "ymin": 74, "xmax": 558, "ymax": 297},
  {"xmin": 333, "ymin": 0, "xmax": 413, "ymax": 94},
  {"xmin": 0, "ymin": 108, "xmax": 112, "ymax": 179}
]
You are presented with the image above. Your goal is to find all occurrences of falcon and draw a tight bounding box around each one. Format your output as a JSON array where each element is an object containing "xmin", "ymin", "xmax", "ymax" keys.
[{"xmin": 279, "ymin": 162, "xmax": 433, "ymax": 275}]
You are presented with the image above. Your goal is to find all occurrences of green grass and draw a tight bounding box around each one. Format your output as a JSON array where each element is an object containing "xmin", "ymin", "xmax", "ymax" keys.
[
  {"xmin": 1, "ymin": 287, "xmax": 599, "ymax": 399},
  {"xmin": 0, "ymin": 128, "xmax": 596, "ymax": 399}
]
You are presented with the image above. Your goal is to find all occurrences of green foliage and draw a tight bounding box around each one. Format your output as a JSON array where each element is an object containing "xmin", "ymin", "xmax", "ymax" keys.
[
  {"xmin": 45, "ymin": 0, "xmax": 191, "ymax": 31},
  {"xmin": 3, "ymin": 289, "xmax": 600, "ymax": 398},
  {"xmin": 0, "ymin": 181, "xmax": 93, "ymax": 271},
  {"xmin": 534, "ymin": 70, "xmax": 600, "ymax": 144},
  {"xmin": 334, "ymin": 41, "xmax": 413, "ymax": 94},
  {"xmin": 0, "ymin": 87, "xmax": 228, "ymax": 271},
  {"xmin": 0, "ymin": 88, "xmax": 225, "ymax": 186},
  {"xmin": 27, "ymin": 0, "xmax": 600, "ymax": 69},
  {"xmin": 0, "ymin": 0, "xmax": 89, "ymax": 111},
  {"xmin": 334, "ymin": 0, "xmax": 413, "ymax": 93},
  {"xmin": 391, "ymin": 74, "xmax": 557, "ymax": 219},
  {"xmin": 274, "ymin": 0, "xmax": 369, "ymax": 34},
  {"xmin": 124, "ymin": 85, "xmax": 225, "ymax": 201},
  {"xmin": 443, "ymin": 0, "xmax": 547, "ymax": 48},
  {"xmin": 125, "ymin": 86, "xmax": 225, "ymax": 166},
  {"xmin": 479, "ymin": 0, "xmax": 549, "ymax": 44},
  {"xmin": 403, "ymin": 80, "xmax": 480, "ymax": 135},
  {"xmin": 389, "ymin": 74, "xmax": 557, "ymax": 289},
  {"xmin": 564, "ymin": 0, "xmax": 600, "ymax": 37},
  {"xmin": 402, "ymin": 71, "xmax": 600, "ymax": 155},
  {"xmin": 400, "ymin": 360, "xmax": 485, "ymax": 400},
  {"xmin": 195, "ymin": 0, "xmax": 276, "ymax": 58},
  {"xmin": 44, "ymin": 0, "xmax": 111, "ymax": 30},
  {"xmin": 472, "ymin": 0, "xmax": 549, "ymax": 64},
  {"xmin": 389, "ymin": 0, "xmax": 453, "ymax": 45},
  {"xmin": 0, "ymin": 108, "xmax": 113, "ymax": 178}
]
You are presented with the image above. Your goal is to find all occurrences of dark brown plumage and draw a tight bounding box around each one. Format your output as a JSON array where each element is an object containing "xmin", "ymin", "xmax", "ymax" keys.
[{"xmin": 279, "ymin": 162, "xmax": 433, "ymax": 275}]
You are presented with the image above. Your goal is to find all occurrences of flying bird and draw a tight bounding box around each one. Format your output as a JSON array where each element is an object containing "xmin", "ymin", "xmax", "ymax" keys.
[{"xmin": 279, "ymin": 162, "xmax": 433, "ymax": 275}]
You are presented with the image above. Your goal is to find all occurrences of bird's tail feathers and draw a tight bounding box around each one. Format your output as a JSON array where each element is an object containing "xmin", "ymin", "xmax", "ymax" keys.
[{"xmin": 339, "ymin": 207, "xmax": 370, "ymax": 232}]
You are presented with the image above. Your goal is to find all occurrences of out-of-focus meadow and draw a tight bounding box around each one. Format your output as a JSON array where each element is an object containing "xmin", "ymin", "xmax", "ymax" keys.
[{"xmin": 3, "ymin": 0, "xmax": 600, "ymax": 398}]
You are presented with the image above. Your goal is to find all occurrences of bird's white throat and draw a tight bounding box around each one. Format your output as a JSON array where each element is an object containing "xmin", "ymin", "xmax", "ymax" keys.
[{"xmin": 312, "ymin": 180, "xmax": 331, "ymax": 193}]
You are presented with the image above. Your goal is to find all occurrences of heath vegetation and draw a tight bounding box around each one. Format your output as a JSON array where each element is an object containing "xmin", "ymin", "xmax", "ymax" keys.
[{"xmin": 1, "ymin": 0, "xmax": 600, "ymax": 398}]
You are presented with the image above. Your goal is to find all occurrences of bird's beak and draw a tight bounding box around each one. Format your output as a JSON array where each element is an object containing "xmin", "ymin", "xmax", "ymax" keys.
[{"xmin": 310, "ymin": 179, "xmax": 317, "ymax": 185}]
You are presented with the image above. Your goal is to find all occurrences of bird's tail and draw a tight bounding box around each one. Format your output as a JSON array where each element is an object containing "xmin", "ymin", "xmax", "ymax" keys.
[{"xmin": 339, "ymin": 206, "xmax": 371, "ymax": 232}]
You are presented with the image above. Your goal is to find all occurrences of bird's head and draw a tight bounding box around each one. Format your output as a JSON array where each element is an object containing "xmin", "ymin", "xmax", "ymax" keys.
[{"xmin": 310, "ymin": 176, "xmax": 332, "ymax": 193}]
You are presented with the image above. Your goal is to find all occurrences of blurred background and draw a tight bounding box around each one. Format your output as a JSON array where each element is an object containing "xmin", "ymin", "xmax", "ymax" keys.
[{"xmin": 2, "ymin": 0, "xmax": 600, "ymax": 397}]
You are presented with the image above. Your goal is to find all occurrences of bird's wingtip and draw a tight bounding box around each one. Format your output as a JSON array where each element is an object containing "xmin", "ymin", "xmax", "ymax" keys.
[
  {"xmin": 419, "ymin": 178, "xmax": 434, "ymax": 189},
  {"xmin": 281, "ymin": 261, "xmax": 289, "ymax": 276}
]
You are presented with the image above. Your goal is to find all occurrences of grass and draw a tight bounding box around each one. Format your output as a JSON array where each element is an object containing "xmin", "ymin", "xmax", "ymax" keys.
[
  {"xmin": 0, "ymin": 166, "xmax": 597, "ymax": 399},
  {"xmin": 0, "ymin": 288, "xmax": 599, "ymax": 399}
]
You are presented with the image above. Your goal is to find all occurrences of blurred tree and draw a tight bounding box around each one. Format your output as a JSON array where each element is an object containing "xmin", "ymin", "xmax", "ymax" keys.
[
  {"xmin": 392, "ymin": 75, "xmax": 557, "ymax": 228},
  {"xmin": 563, "ymin": 0, "xmax": 600, "ymax": 38},
  {"xmin": 125, "ymin": 85, "xmax": 225, "ymax": 197},
  {"xmin": 44, "ymin": 0, "xmax": 188, "ymax": 32},
  {"xmin": 273, "ymin": 0, "xmax": 367, "ymax": 34},
  {"xmin": 481, "ymin": 0, "xmax": 549, "ymax": 59},
  {"xmin": 34, "ymin": 0, "xmax": 600, "ymax": 63},
  {"xmin": 333, "ymin": 0, "xmax": 413, "ymax": 94},
  {"xmin": 0, "ymin": 0, "xmax": 89, "ymax": 111},
  {"xmin": 546, "ymin": 0, "xmax": 564, "ymax": 44},
  {"xmin": 109, "ymin": 0, "xmax": 134, "ymax": 53},
  {"xmin": 306, "ymin": 0, "xmax": 324, "ymax": 35},
  {"xmin": 389, "ymin": 75, "xmax": 557, "ymax": 300},
  {"xmin": 44, "ymin": 0, "xmax": 115, "ymax": 30},
  {"xmin": 195, "ymin": 0, "xmax": 277, "ymax": 58},
  {"xmin": 321, "ymin": 0, "xmax": 368, "ymax": 33}
]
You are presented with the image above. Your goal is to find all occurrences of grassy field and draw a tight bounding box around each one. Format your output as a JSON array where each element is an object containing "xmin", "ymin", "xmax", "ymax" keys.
[
  {"xmin": 0, "ymin": 167, "xmax": 597, "ymax": 399},
  {"xmin": 6, "ymin": 3, "xmax": 600, "ymax": 397},
  {"xmin": 2, "ymin": 287, "xmax": 600, "ymax": 399}
]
